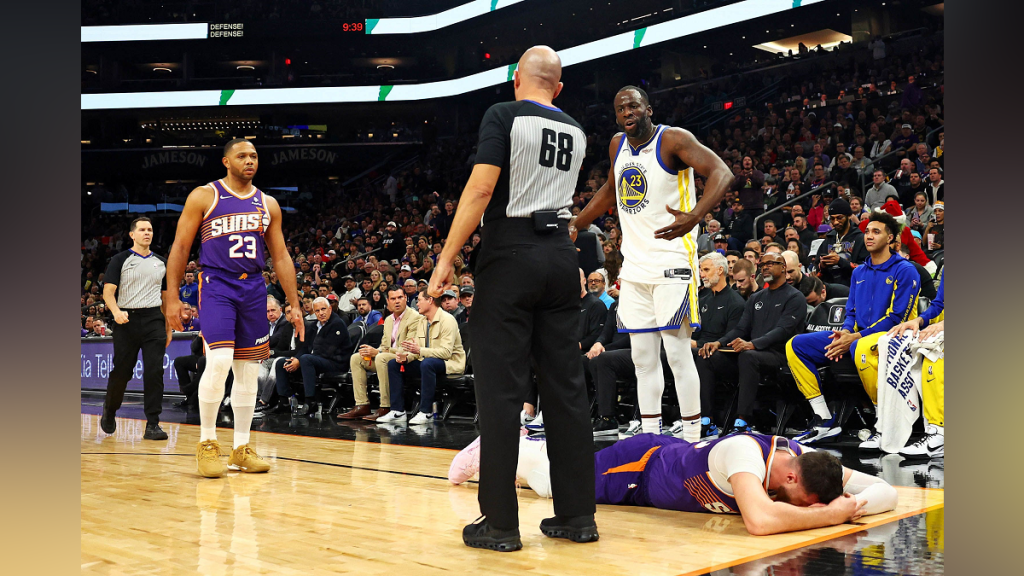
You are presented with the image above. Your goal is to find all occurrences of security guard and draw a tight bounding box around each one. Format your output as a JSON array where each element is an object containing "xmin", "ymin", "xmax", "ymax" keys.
[
  {"xmin": 100, "ymin": 217, "xmax": 171, "ymax": 440},
  {"xmin": 429, "ymin": 46, "xmax": 596, "ymax": 552}
]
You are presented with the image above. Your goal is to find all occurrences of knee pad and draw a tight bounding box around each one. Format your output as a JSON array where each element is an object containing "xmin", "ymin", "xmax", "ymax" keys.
[
  {"xmin": 231, "ymin": 360, "xmax": 260, "ymax": 396},
  {"xmin": 197, "ymin": 349, "xmax": 234, "ymax": 403}
]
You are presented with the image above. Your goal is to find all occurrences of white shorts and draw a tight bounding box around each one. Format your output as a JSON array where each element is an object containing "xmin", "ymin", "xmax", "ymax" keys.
[{"xmin": 616, "ymin": 279, "xmax": 701, "ymax": 333}]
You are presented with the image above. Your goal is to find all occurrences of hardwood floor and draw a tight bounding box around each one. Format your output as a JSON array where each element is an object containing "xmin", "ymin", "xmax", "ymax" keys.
[{"xmin": 81, "ymin": 414, "xmax": 944, "ymax": 576}]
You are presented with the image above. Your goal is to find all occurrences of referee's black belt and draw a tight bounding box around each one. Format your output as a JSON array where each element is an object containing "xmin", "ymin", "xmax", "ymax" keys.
[
  {"xmin": 483, "ymin": 216, "xmax": 570, "ymax": 234},
  {"xmin": 120, "ymin": 306, "xmax": 162, "ymax": 313}
]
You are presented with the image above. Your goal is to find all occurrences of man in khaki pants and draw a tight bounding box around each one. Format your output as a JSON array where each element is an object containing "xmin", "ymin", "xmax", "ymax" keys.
[{"xmin": 339, "ymin": 285, "xmax": 422, "ymax": 421}]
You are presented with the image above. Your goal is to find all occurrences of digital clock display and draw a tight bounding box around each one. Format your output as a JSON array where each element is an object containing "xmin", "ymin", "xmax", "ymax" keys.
[{"xmin": 341, "ymin": 22, "xmax": 365, "ymax": 32}]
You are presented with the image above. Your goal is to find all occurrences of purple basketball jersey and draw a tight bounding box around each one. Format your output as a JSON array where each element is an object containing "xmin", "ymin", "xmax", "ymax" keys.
[
  {"xmin": 643, "ymin": 433, "xmax": 806, "ymax": 514},
  {"xmin": 199, "ymin": 179, "xmax": 269, "ymax": 275}
]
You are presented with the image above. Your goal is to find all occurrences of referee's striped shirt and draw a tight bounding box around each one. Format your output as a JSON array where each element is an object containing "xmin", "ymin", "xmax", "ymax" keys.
[
  {"xmin": 475, "ymin": 100, "xmax": 586, "ymax": 222},
  {"xmin": 104, "ymin": 250, "xmax": 168, "ymax": 309}
]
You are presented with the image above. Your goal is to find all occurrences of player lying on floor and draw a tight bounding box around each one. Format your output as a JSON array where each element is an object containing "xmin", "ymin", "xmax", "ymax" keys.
[{"xmin": 450, "ymin": 432, "xmax": 898, "ymax": 536}]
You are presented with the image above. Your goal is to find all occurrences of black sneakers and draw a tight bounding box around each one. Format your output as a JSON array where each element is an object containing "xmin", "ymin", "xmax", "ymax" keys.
[
  {"xmin": 540, "ymin": 515, "xmax": 600, "ymax": 543},
  {"xmin": 592, "ymin": 416, "xmax": 619, "ymax": 437},
  {"xmin": 100, "ymin": 410, "xmax": 116, "ymax": 434},
  {"xmin": 144, "ymin": 423, "xmax": 168, "ymax": 440},
  {"xmin": 463, "ymin": 517, "xmax": 522, "ymax": 552}
]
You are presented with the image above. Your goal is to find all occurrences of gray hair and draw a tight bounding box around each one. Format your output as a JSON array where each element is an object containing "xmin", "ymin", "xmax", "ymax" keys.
[
  {"xmin": 267, "ymin": 295, "xmax": 281, "ymax": 309},
  {"xmin": 312, "ymin": 296, "xmax": 330, "ymax": 308},
  {"xmin": 699, "ymin": 252, "xmax": 728, "ymax": 276}
]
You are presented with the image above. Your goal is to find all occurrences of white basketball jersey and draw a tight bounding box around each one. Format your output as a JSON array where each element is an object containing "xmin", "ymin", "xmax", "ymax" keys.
[{"xmin": 613, "ymin": 125, "xmax": 699, "ymax": 285}]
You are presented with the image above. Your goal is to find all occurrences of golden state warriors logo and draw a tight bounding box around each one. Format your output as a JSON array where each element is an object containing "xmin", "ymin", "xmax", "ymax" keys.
[{"xmin": 618, "ymin": 164, "xmax": 650, "ymax": 215}]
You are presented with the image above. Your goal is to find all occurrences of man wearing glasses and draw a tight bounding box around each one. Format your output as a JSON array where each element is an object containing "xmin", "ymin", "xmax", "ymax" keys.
[
  {"xmin": 696, "ymin": 253, "xmax": 806, "ymax": 435},
  {"xmin": 814, "ymin": 199, "xmax": 867, "ymax": 286}
]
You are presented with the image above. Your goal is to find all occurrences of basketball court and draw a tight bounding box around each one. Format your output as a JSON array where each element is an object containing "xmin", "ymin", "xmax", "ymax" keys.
[{"xmin": 81, "ymin": 409, "xmax": 944, "ymax": 575}]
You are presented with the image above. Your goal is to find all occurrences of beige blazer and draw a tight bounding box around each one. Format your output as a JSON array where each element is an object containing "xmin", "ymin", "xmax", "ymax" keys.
[
  {"xmin": 378, "ymin": 307, "xmax": 423, "ymax": 355},
  {"xmin": 410, "ymin": 309, "xmax": 466, "ymax": 375}
]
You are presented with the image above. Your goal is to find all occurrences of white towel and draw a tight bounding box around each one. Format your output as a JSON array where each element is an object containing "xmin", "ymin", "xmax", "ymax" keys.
[
  {"xmin": 876, "ymin": 334, "xmax": 924, "ymax": 453},
  {"xmin": 909, "ymin": 331, "xmax": 944, "ymax": 361}
]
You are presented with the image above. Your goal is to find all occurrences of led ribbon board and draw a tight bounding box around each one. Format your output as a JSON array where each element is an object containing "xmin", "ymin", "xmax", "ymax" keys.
[
  {"xmin": 365, "ymin": 0, "xmax": 529, "ymax": 34},
  {"xmin": 81, "ymin": 0, "xmax": 823, "ymax": 110},
  {"xmin": 82, "ymin": 23, "xmax": 209, "ymax": 42}
]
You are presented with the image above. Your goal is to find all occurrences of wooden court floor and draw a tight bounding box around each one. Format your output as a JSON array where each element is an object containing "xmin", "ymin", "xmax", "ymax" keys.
[{"xmin": 81, "ymin": 414, "xmax": 944, "ymax": 576}]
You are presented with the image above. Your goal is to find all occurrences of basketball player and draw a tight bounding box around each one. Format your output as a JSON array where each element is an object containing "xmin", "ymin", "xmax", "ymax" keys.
[
  {"xmin": 450, "ymin": 432, "xmax": 898, "ymax": 536},
  {"xmin": 166, "ymin": 138, "xmax": 304, "ymax": 478},
  {"xmin": 570, "ymin": 86, "xmax": 734, "ymax": 441}
]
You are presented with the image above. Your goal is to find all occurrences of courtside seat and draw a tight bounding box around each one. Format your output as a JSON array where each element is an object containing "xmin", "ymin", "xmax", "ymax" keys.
[
  {"xmin": 776, "ymin": 297, "xmax": 872, "ymax": 434},
  {"xmin": 322, "ymin": 322, "xmax": 385, "ymax": 414}
]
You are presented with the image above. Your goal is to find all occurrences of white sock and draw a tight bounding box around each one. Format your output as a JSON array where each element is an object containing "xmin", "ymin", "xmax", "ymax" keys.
[
  {"xmin": 232, "ymin": 405, "xmax": 253, "ymax": 449},
  {"xmin": 809, "ymin": 396, "xmax": 832, "ymax": 421},
  {"xmin": 931, "ymin": 425, "xmax": 944, "ymax": 437},
  {"xmin": 681, "ymin": 418, "xmax": 701, "ymax": 442},
  {"xmin": 197, "ymin": 348, "xmax": 234, "ymax": 443},
  {"xmin": 199, "ymin": 401, "xmax": 220, "ymax": 442},
  {"xmin": 231, "ymin": 360, "xmax": 259, "ymax": 449},
  {"xmin": 641, "ymin": 416, "xmax": 662, "ymax": 435}
]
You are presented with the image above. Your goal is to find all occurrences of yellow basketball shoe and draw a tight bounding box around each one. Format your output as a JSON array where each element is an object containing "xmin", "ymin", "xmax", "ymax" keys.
[
  {"xmin": 228, "ymin": 444, "xmax": 271, "ymax": 473},
  {"xmin": 196, "ymin": 440, "xmax": 227, "ymax": 478}
]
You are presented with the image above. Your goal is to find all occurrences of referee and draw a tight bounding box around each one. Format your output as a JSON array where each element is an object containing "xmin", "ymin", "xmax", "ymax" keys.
[
  {"xmin": 100, "ymin": 217, "xmax": 170, "ymax": 441},
  {"xmin": 428, "ymin": 46, "xmax": 597, "ymax": 551}
]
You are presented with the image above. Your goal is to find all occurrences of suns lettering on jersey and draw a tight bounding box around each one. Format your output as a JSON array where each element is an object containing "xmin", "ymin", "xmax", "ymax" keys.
[
  {"xmin": 618, "ymin": 164, "xmax": 650, "ymax": 214},
  {"xmin": 208, "ymin": 211, "xmax": 271, "ymax": 238}
]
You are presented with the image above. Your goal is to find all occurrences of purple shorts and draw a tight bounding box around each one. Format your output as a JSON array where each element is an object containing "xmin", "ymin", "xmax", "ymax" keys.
[
  {"xmin": 198, "ymin": 269, "xmax": 270, "ymax": 360},
  {"xmin": 594, "ymin": 434, "xmax": 684, "ymax": 506}
]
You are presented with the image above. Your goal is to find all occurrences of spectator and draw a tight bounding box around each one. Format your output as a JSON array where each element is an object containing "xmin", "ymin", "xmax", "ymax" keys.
[
  {"xmin": 690, "ymin": 252, "xmax": 745, "ymax": 438},
  {"xmin": 178, "ymin": 303, "xmax": 201, "ymax": 332},
  {"xmin": 403, "ymin": 278, "xmax": 420, "ymax": 311},
  {"xmin": 339, "ymin": 285, "xmax": 422, "ymax": 421},
  {"xmin": 726, "ymin": 199, "xmax": 754, "ymax": 250},
  {"xmin": 905, "ymin": 192, "xmax": 934, "ymax": 235},
  {"xmin": 923, "ymin": 202, "xmax": 944, "ymax": 254},
  {"xmin": 891, "ymin": 124, "xmax": 919, "ymax": 160},
  {"xmin": 352, "ymin": 296, "xmax": 383, "ymax": 326},
  {"xmin": 337, "ymin": 275, "xmax": 361, "ymax": 313},
  {"xmin": 700, "ymin": 252, "xmax": 806, "ymax": 434},
  {"xmin": 850, "ymin": 145, "xmax": 873, "ymax": 177},
  {"xmin": 586, "ymin": 271, "xmax": 615, "ymax": 309},
  {"xmin": 899, "ymin": 170, "xmax": 927, "ymax": 209},
  {"xmin": 696, "ymin": 220, "xmax": 721, "ymax": 253},
  {"xmin": 733, "ymin": 156, "xmax": 765, "ymax": 216},
  {"xmin": 815, "ymin": 198, "xmax": 868, "ymax": 286},
  {"xmin": 868, "ymin": 35, "xmax": 886, "ymax": 61},
  {"xmin": 585, "ymin": 300, "xmax": 635, "ymax": 436},
  {"xmin": 454, "ymin": 286, "xmax": 474, "ymax": 324},
  {"xmin": 848, "ymin": 196, "xmax": 870, "ymax": 226},
  {"xmin": 864, "ymin": 170, "xmax": 899, "ymax": 210},
  {"xmin": 274, "ymin": 297, "xmax": 352, "ymax": 417},
  {"xmin": 172, "ymin": 334, "xmax": 205, "ymax": 410},
  {"xmin": 792, "ymin": 212, "xmax": 817, "ymax": 248},
  {"xmin": 438, "ymin": 288, "xmax": 460, "ymax": 314},
  {"xmin": 782, "ymin": 250, "xmax": 815, "ymax": 296},
  {"xmin": 578, "ymin": 268, "xmax": 607, "ymax": 353},
  {"xmin": 179, "ymin": 271, "xmax": 198, "ymax": 307},
  {"xmin": 381, "ymin": 288, "xmax": 467, "ymax": 424},
  {"xmin": 927, "ymin": 168, "xmax": 944, "ymax": 203},
  {"xmin": 829, "ymin": 154, "xmax": 859, "ymax": 194}
]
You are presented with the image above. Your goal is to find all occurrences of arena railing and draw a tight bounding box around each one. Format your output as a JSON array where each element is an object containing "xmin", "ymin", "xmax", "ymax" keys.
[
  {"xmin": 753, "ymin": 179, "xmax": 837, "ymax": 238},
  {"xmin": 857, "ymin": 126, "xmax": 944, "ymax": 193}
]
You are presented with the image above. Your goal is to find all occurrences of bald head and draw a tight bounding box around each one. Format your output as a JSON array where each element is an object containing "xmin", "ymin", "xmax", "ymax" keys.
[
  {"xmin": 516, "ymin": 46, "xmax": 563, "ymax": 97},
  {"xmin": 782, "ymin": 250, "xmax": 803, "ymax": 286}
]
